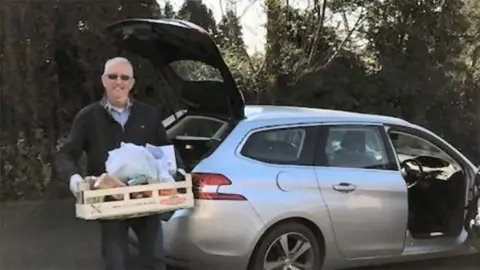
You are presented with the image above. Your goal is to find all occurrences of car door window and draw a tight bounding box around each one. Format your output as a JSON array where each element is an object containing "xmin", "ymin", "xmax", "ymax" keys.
[
  {"xmin": 240, "ymin": 127, "xmax": 307, "ymax": 164},
  {"xmin": 322, "ymin": 125, "xmax": 392, "ymax": 170},
  {"xmin": 389, "ymin": 130, "xmax": 463, "ymax": 178}
]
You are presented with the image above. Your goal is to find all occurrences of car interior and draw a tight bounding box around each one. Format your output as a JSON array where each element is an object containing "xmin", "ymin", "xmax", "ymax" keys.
[
  {"xmin": 324, "ymin": 127, "xmax": 387, "ymax": 170},
  {"xmin": 388, "ymin": 131, "xmax": 467, "ymax": 239},
  {"xmin": 167, "ymin": 114, "xmax": 231, "ymax": 172},
  {"xmin": 329, "ymin": 130, "xmax": 379, "ymax": 169},
  {"xmin": 240, "ymin": 129, "xmax": 305, "ymax": 163},
  {"xmin": 147, "ymin": 59, "xmax": 236, "ymax": 172}
]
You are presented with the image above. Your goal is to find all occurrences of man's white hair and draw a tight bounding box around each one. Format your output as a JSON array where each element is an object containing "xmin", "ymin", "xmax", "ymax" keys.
[{"xmin": 103, "ymin": 57, "xmax": 134, "ymax": 76}]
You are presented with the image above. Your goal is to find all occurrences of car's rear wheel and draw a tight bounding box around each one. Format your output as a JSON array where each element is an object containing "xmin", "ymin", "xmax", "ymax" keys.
[{"xmin": 249, "ymin": 222, "xmax": 322, "ymax": 270}]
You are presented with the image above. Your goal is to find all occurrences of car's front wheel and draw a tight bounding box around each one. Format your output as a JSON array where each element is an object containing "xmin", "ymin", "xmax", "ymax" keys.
[{"xmin": 249, "ymin": 222, "xmax": 323, "ymax": 270}]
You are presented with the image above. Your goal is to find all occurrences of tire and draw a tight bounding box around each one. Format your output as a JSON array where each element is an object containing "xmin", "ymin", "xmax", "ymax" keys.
[{"xmin": 249, "ymin": 222, "xmax": 323, "ymax": 270}]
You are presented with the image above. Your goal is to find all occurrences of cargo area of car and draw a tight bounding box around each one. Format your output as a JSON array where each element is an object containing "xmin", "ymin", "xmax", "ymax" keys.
[{"xmin": 166, "ymin": 113, "xmax": 236, "ymax": 172}]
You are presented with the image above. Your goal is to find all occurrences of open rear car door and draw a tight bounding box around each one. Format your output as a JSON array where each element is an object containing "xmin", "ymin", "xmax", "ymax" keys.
[
  {"xmin": 104, "ymin": 19, "xmax": 247, "ymax": 172},
  {"xmin": 103, "ymin": 18, "xmax": 245, "ymax": 121}
]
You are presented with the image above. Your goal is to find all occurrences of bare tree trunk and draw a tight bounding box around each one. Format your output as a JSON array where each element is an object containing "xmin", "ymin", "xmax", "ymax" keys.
[
  {"xmin": 307, "ymin": 0, "xmax": 327, "ymax": 66},
  {"xmin": 265, "ymin": 0, "xmax": 283, "ymax": 104}
]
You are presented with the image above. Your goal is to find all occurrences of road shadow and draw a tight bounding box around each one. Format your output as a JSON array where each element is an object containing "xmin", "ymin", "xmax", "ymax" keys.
[
  {"xmin": 0, "ymin": 199, "xmax": 104, "ymax": 270},
  {"xmin": 348, "ymin": 254, "xmax": 480, "ymax": 270},
  {"xmin": 1, "ymin": 199, "xmax": 479, "ymax": 270}
]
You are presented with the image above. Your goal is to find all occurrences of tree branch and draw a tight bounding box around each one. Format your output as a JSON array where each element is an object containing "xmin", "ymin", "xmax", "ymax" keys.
[
  {"xmin": 307, "ymin": 0, "xmax": 328, "ymax": 66},
  {"xmin": 239, "ymin": 0, "xmax": 260, "ymax": 19},
  {"xmin": 311, "ymin": 0, "xmax": 396, "ymax": 70},
  {"xmin": 341, "ymin": 9, "xmax": 350, "ymax": 33},
  {"xmin": 318, "ymin": 14, "xmax": 366, "ymax": 70},
  {"xmin": 219, "ymin": 0, "xmax": 225, "ymax": 16}
]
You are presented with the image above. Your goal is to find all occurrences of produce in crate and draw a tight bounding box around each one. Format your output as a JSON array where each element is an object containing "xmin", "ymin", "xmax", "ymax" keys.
[
  {"xmin": 75, "ymin": 142, "xmax": 193, "ymax": 220},
  {"xmin": 93, "ymin": 173, "xmax": 127, "ymax": 200},
  {"xmin": 86, "ymin": 142, "xmax": 179, "ymax": 201},
  {"xmin": 76, "ymin": 143, "xmax": 194, "ymax": 220}
]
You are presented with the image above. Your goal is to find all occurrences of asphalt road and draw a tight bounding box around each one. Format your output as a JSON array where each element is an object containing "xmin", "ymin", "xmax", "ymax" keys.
[
  {"xmin": 349, "ymin": 255, "xmax": 480, "ymax": 270},
  {"xmin": 0, "ymin": 199, "xmax": 478, "ymax": 270}
]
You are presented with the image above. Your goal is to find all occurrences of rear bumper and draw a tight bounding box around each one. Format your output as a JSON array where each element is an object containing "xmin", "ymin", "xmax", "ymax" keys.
[{"xmin": 163, "ymin": 200, "xmax": 265, "ymax": 270}]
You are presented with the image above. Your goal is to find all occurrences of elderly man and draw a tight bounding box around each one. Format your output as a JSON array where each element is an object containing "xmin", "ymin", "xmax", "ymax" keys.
[{"xmin": 56, "ymin": 57, "xmax": 170, "ymax": 270}]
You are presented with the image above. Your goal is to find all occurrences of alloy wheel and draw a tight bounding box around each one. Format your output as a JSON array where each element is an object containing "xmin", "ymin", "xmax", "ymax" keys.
[{"xmin": 263, "ymin": 232, "xmax": 314, "ymax": 270}]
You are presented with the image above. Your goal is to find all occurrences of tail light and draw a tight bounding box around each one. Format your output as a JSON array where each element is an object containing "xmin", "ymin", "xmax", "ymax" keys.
[{"xmin": 192, "ymin": 173, "xmax": 246, "ymax": 201}]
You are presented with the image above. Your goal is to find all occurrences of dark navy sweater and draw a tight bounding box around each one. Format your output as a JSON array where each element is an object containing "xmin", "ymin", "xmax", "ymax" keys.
[{"xmin": 55, "ymin": 99, "xmax": 175, "ymax": 181}]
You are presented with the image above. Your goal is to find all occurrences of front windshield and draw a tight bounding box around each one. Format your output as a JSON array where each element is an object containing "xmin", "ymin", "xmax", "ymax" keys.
[
  {"xmin": 391, "ymin": 132, "xmax": 448, "ymax": 162},
  {"xmin": 169, "ymin": 60, "xmax": 223, "ymax": 82}
]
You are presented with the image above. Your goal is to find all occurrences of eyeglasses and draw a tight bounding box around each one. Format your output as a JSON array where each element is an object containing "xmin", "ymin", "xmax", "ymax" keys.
[{"xmin": 106, "ymin": 73, "xmax": 131, "ymax": 81}]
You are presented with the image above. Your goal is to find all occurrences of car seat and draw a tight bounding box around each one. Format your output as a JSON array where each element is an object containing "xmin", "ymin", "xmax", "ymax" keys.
[
  {"xmin": 331, "ymin": 130, "xmax": 378, "ymax": 168},
  {"xmin": 245, "ymin": 138, "xmax": 298, "ymax": 162}
]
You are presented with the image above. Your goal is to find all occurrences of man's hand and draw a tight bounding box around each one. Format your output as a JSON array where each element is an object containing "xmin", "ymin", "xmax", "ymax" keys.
[{"xmin": 69, "ymin": 174, "xmax": 84, "ymax": 197}]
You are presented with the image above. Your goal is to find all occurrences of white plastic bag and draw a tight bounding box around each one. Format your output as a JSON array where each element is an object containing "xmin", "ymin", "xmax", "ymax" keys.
[
  {"xmin": 145, "ymin": 144, "xmax": 176, "ymax": 183},
  {"xmin": 145, "ymin": 144, "xmax": 177, "ymax": 173},
  {"xmin": 105, "ymin": 142, "xmax": 160, "ymax": 183}
]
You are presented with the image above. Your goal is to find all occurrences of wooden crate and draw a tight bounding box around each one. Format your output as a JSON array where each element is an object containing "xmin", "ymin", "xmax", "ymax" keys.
[{"xmin": 75, "ymin": 174, "xmax": 194, "ymax": 220}]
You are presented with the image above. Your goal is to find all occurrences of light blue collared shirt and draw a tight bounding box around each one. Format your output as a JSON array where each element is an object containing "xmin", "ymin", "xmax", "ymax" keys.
[{"xmin": 102, "ymin": 97, "xmax": 133, "ymax": 128}]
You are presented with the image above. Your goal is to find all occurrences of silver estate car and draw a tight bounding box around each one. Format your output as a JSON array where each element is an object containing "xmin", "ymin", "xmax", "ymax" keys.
[{"xmin": 104, "ymin": 19, "xmax": 480, "ymax": 270}]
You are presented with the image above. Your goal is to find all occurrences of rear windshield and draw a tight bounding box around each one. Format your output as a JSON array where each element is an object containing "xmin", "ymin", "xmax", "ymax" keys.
[{"xmin": 169, "ymin": 60, "xmax": 223, "ymax": 82}]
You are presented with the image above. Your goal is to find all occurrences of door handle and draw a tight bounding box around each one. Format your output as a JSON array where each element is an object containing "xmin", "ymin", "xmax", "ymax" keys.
[{"xmin": 333, "ymin": 182, "xmax": 357, "ymax": 193}]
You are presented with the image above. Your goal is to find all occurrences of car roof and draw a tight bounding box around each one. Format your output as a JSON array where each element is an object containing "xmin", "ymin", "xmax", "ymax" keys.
[{"xmin": 243, "ymin": 105, "xmax": 412, "ymax": 126}]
